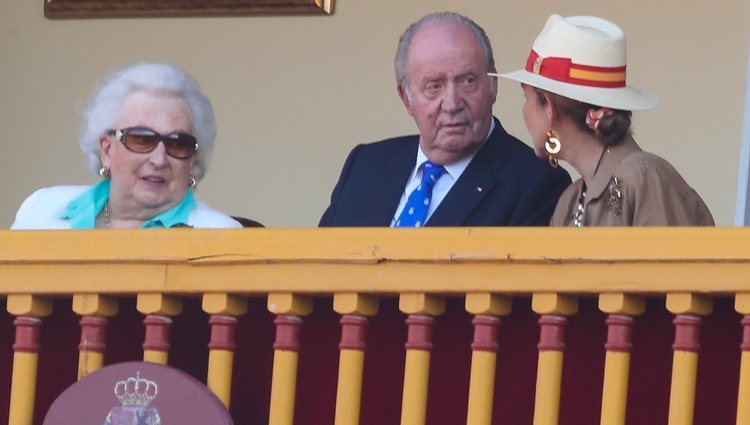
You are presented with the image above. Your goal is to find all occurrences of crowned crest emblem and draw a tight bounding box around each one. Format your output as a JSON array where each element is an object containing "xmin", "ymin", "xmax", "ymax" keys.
[{"xmin": 104, "ymin": 371, "xmax": 162, "ymax": 425}]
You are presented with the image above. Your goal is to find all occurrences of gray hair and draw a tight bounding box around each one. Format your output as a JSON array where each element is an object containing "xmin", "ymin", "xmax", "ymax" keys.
[
  {"xmin": 79, "ymin": 63, "xmax": 216, "ymax": 181},
  {"xmin": 394, "ymin": 11, "xmax": 497, "ymax": 89}
]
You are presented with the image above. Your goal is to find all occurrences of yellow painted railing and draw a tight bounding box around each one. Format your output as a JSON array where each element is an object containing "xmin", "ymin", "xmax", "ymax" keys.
[{"xmin": 1, "ymin": 227, "xmax": 750, "ymax": 425}]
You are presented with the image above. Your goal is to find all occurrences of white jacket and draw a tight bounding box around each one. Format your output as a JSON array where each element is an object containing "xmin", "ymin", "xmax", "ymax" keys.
[{"xmin": 11, "ymin": 186, "xmax": 241, "ymax": 229}]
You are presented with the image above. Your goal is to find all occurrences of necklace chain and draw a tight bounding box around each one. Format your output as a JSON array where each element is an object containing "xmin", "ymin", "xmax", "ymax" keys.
[
  {"xmin": 573, "ymin": 189, "xmax": 586, "ymax": 227},
  {"xmin": 103, "ymin": 201, "xmax": 111, "ymax": 229},
  {"xmin": 572, "ymin": 147, "xmax": 610, "ymax": 227}
]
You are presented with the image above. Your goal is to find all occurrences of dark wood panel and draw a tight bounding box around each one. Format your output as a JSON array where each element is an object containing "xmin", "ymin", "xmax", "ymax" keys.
[{"xmin": 44, "ymin": 0, "xmax": 334, "ymax": 19}]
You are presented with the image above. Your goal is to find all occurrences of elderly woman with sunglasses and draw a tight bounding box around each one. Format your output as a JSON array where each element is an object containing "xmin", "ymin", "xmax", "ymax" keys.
[
  {"xmin": 11, "ymin": 63, "xmax": 241, "ymax": 229},
  {"xmin": 494, "ymin": 15, "xmax": 713, "ymax": 226}
]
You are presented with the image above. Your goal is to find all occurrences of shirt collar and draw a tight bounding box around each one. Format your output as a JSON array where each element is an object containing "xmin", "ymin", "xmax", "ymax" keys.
[
  {"xmin": 65, "ymin": 179, "xmax": 110, "ymax": 229},
  {"xmin": 64, "ymin": 179, "xmax": 196, "ymax": 229},
  {"xmin": 143, "ymin": 189, "xmax": 196, "ymax": 228},
  {"xmin": 584, "ymin": 135, "xmax": 641, "ymax": 204}
]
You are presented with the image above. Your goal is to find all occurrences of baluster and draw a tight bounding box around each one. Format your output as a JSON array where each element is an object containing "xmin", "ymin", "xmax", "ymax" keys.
[
  {"xmin": 268, "ymin": 293, "xmax": 312, "ymax": 425},
  {"xmin": 735, "ymin": 293, "xmax": 750, "ymax": 425},
  {"xmin": 738, "ymin": 316, "xmax": 750, "ymax": 425},
  {"xmin": 666, "ymin": 293, "xmax": 712, "ymax": 425},
  {"xmin": 532, "ymin": 293, "xmax": 578, "ymax": 425},
  {"xmin": 72, "ymin": 294, "xmax": 118, "ymax": 379},
  {"xmin": 137, "ymin": 293, "xmax": 182, "ymax": 364},
  {"xmin": 598, "ymin": 293, "xmax": 644, "ymax": 425},
  {"xmin": 333, "ymin": 293, "xmax": 378, "ymax": 425},
  {"xmin": 7, "ymin": 294, "xmax": 52, "ymax": 425},
  {"xmin": 203, "ymin": 293, "xmax": 247, "ymax": 408},
  {"xmin": 399, "ymin": 293, "xmax": 445, "ymax": 425},
  {"xmin": 464, "ymin": 293, "xmax": 512, "ymax": 425}
]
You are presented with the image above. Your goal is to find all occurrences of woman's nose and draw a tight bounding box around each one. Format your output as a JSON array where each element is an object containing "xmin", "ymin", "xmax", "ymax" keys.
[{"xmin": 148, "ymin": 141, "xmax": 169, "ymax": 165}]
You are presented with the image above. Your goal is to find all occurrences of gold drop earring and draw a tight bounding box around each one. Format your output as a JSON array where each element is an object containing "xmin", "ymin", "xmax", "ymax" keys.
[{"xmin": 545, "ymin": 130, "xmax": 561, "ymax": 168}]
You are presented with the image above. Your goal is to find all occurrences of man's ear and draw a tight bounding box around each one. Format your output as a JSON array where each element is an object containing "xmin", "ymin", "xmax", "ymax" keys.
[
  {"xmin": 397, "ymin": 84, "xmax": 415, "ymax": 117},
  {"xmin": 488, "ymin": 76, "xmax": 498, "ymax": 105}
]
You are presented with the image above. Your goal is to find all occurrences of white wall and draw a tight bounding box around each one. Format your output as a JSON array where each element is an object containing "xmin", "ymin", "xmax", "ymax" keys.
[
  {"xmin": 734, "ymin": 46, "xmax": 750, "ymax": 225},
  {"xmin": 2, "ymin": 0, "xmax": 748, "ymax": 226}
]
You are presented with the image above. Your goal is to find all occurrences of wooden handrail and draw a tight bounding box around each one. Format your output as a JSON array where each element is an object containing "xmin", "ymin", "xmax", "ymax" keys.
[
  {"xmin": 3, "ymin": 228, "xmax": 750, "ymax": 425},
  {"xmin": 2, "ymin": 227, "xmax": 750, "ymax": 295}
]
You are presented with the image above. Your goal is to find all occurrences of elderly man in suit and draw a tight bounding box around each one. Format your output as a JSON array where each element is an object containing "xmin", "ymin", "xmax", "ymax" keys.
[{"xmin": 320, "ymin": 11, "xmax": 571, "ymax": 227}]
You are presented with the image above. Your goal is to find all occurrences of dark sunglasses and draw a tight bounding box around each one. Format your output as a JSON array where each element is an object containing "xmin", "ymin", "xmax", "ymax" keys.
[{"xmin": 107, "ymin": 127, "xmax": 198, "ymax": 159}]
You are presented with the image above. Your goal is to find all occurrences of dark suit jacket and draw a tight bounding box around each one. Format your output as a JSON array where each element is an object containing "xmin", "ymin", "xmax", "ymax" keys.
[{"xmin": 319, "ymin": 118, "xmax": 572, "ymax": 226}]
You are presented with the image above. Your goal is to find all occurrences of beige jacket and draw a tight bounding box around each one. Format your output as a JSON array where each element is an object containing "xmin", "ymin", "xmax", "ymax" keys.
[{"xmin": 551, "ymin": 136, "xmax": 714, "ymax": 226}]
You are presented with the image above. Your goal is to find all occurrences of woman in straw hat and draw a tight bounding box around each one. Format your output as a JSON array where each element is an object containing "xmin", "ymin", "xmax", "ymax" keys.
[{"xmin": 494, "ymin": 14, "xmax": 713, "ymax": 226}]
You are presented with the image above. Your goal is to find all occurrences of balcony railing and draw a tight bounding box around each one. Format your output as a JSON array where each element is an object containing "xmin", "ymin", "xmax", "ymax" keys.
[{"xmin": 1, "ymin": 228, "xmax": 749, "ymax": 425}]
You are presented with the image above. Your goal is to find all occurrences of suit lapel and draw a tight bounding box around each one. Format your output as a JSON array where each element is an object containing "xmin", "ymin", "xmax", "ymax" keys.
[
  {"xmin": 427, "ymin": 120, "xmax": 508, "ymax": 226},
  {"xmin": 367, "ymin": 138, "xmax": 419, "ymax": 225}
]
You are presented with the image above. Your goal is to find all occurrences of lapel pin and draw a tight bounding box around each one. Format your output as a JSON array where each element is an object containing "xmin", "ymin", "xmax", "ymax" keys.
[{"xmin": 476, "ymin": 187, "xmax": 483, "ymax": 192}]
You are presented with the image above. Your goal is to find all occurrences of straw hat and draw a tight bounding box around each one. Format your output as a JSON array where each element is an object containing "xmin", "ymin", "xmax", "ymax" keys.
[{"xmin": 493, "ymin": 14, "xmax": 659, "ymax": 110}]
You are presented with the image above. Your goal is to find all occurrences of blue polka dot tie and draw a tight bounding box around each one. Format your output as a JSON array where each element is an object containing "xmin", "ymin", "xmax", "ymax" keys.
[{"xmin": 395, "ymin": 161, "xmax": 447, "ymax": 227}]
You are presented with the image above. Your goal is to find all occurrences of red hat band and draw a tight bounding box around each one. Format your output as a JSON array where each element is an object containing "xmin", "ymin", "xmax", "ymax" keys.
[{"xmin": 525, "ymin": 50, "xmax": 626, "ymax": 89}]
